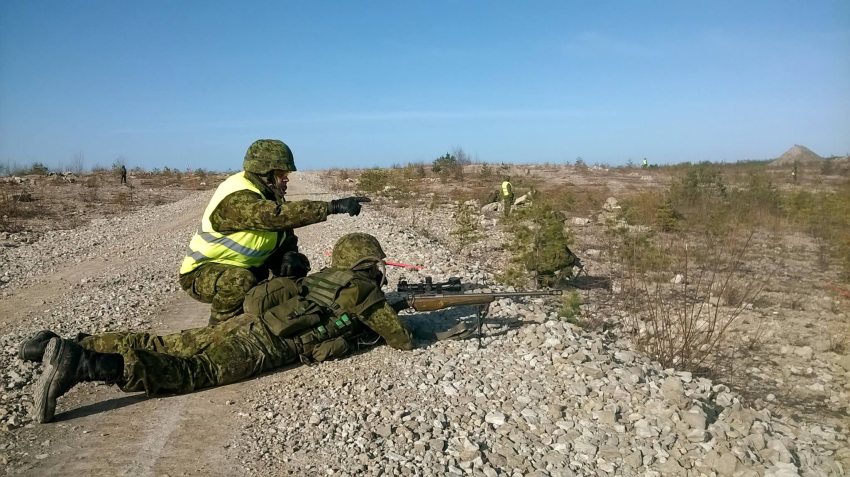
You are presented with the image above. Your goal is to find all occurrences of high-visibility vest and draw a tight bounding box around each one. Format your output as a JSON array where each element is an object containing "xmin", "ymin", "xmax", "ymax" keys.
[
  {"xmin": 179, "ymin": 172, "xmax": 279, "ymax": 274},
  {"xmin": 501, "ymin": 181, "xmax": 513, "ymax": 197}
]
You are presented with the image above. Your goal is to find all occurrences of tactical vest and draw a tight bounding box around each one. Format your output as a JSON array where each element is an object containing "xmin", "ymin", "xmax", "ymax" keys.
[
  {"xmin": 501, "ymin": 181, "xmax": 513, "ymax": 197},
  {"xmin": 258, "ymin": 268, "xmax": 385, "ymax": 362},
  {"xmin": 179, "ymin": 172, "xmax": 280, "ymax": 274}
]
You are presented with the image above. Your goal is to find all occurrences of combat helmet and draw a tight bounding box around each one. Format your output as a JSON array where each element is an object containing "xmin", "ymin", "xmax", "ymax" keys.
[
  {"xmin": 331, "ymin": 233, "xmax": 386, "ymax": 270},
  {"xmin": 243, "ymin": 139, "xmax": 296, "ymax": 174}
]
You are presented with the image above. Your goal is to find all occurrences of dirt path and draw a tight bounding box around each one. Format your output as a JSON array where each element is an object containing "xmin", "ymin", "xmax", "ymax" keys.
[{"xmin": 4, "ymin": 175, "xmax": 319, "ymax": 476}]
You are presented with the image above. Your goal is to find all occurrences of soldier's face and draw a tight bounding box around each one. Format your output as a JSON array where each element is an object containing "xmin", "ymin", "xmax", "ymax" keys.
[{"xmin": 272, "ymin": 170, "xmax": 289, "ymax": 196}]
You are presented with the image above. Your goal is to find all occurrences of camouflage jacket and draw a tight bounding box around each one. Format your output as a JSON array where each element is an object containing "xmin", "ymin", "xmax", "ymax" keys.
[
  {"xmin": 209, "ymin": 172, "xmax": 330, "ymax": 274},
  {"xmin": 245, "ymin": 272, "xmax": 414, "ymax": 351},
  {"xmin": 209, "ymin": 171, "xmax": 329, "ymax": 233}
]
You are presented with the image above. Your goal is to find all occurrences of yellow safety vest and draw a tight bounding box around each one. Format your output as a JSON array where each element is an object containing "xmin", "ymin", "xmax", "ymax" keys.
[
  {"xmin": 501, "ymin": 181, "xmax": 513, "ymax": 197},
  {"xmin": 179, "ymin": 172, "xmax": 279, "ymax": 274}
]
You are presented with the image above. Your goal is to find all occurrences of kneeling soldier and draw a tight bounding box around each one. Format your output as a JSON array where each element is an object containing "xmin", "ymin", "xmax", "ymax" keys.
[{"xmin": 24, "ymin": 233, "xmax": 413, "ymax": 423}]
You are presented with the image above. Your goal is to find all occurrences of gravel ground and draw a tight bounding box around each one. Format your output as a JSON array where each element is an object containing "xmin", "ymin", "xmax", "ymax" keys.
[{"xmin": 0, "ymin": 173, "xmax": 847, "ymax": 475}]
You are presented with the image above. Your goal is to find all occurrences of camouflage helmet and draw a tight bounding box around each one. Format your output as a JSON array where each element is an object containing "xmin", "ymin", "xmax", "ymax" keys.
[
  {"xmin": 243, "ymin": 139, "xmax": 296, "ymax": 174},
  {"xmin": 331, "ymin": 233, "xmax": 386, "ymax": 269}
]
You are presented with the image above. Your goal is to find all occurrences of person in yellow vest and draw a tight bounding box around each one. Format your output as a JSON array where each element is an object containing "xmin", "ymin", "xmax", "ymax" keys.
[
  {"xmin": 179, "ymin": 139, "xmax": 370, "ymax": 325},
  {"xmin": 500, "ymin": 178, "xmax": 514, "ymax": 217}
]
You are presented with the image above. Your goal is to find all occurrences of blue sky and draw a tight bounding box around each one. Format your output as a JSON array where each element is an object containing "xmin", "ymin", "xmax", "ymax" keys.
[{"xmin": 1, "ymin": 1, "xmax": 848, "ymax": 171}]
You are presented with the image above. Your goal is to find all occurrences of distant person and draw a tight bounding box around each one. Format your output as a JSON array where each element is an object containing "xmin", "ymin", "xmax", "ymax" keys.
[
  {"xmin": 179, "ymin": 139, "xmax": 371, "ymax": 325},
  {"xmin": 24, "ymin": 233, "xmax": 415, "ymax": 423},
  {"xmin": 792, "ymin": 161, "xmax": 799, "ymax": 184},
  {"xmin": 500, "ymin": 177, "xmax": 514, "ymax": 218},
  {"xmin": 120, "ymin": 165, "xmax": 127, "ymax": 184},
  {"xmin": 642, "ymin": 158, "xmax": 648, "ymax": 169}
]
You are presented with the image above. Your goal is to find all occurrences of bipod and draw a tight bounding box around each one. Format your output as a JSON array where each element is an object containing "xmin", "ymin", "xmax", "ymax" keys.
[{"xmin": 475, "ymin": 304, "xmax": 490, "ymax": 349}]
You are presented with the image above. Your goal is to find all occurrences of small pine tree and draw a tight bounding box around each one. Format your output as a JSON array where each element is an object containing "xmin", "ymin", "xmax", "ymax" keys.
[{"xmin": 450, "ymin": 203, "xmax": 482, "ymax": 250}]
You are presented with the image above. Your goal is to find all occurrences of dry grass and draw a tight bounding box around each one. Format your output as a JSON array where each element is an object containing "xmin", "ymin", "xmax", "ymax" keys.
[{"xmin": 0, "ymin": 169, "xmax": 223, "ymax": 233}]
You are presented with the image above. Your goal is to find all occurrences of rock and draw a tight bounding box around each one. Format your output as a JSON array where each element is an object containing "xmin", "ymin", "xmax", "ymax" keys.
[
  {"xmin": 570, "ymin": 217, "xmax": 591, "ymax": 226},
  {"xmin": 661, "ymin": 376, "xmax": 687, "ymax": 407},
  {"xmin": 793, "ymin": 346, "xmax": 813, "ymax": 360},
  {"xmin": 766, "ymin": 439, "xmax": 792, "ymax": 464},
  {"xmin": 714, "ymin": 452, "xmax": 739, "ymax": 476},
  {"xmin": 484, "ymin": 411, "xmax": 506, "ymax": 426},
  {"xmin": 765, "ymin": 463, "xmax": 800, "ymax": 477},
  {"xmin": 634, "ymin": 419, "xmax": 658, "ymax": 438},
  {"xmin": 837, "ymin": 355, "xmax": 850, "ymax": 372},
  {"xmin": 681, "ymin": 408, "xmax": 706, "ymax": 430},
  {"xmin": 481, "ymin": 203, "xmax": 499, "ymax": 213},
  {"xmin": 671, "ymin": 273, "xmax": 685, "ymax": 284},
  {"xmin": 602, "ymin": 197, "xmax": 621, "ymax": 211}
]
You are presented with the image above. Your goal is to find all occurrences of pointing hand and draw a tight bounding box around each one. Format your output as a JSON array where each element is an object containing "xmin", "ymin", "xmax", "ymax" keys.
[{"xmin": 329, "ymin": 196, "xmax": 371, "ymax": 216}]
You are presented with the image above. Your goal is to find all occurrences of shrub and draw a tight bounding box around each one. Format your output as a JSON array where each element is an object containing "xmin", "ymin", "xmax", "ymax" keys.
[
  {"xmin": 356, "ymin": 169, "xmax": 391, "ymax": 194},
  {"xmin": 433, "ymin": 153, "xmax": 463, "ymax": 180},
  {"xmin": 500, "ymin": 202, "xmax": 575, "ymax": 286},
  {"xmin": 29, "ymin": 162, "xmax": 50, "ymax": 175},
  {"xmin": 624, "ymin": 233, "xmax": 763, "ymax": 374},
  {"xmin": 450, "ymin": 202, "xmax": 482, "ymax": 250},
  {"xmin": 670, "ymin": 162, "xmax": 726, "ymax": 208},
  {"xmin": 574, "ymin": 158, "xmax": 588, "ymax": 170},
  {"xmin": 559, "ymin": 291, "xmax": 583, "ymax": 323},
  {"xmin": 479, "ymin": 163, "xmax": 493, "ymax": 179}
]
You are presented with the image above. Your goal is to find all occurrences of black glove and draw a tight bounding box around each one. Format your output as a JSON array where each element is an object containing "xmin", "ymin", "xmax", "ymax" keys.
[
  {"xmin": 388, "ymin": 297, "xmax": 410, "ymax": 313},
  {"xmin": 329, "ymin": 196, "xmax": 371, "ymax": 216},
  {"xmin": 278, "ymin": 251, "xmax": 311, "ymax": 279}
]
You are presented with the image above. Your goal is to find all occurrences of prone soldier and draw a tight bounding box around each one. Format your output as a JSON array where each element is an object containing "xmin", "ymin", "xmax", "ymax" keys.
[{"xmin": 23, "ymin": 233, "xmax": 414, "ymax": 423}]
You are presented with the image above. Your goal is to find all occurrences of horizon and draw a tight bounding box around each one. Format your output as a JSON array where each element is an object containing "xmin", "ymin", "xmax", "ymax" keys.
[{"xmin": 1, "ymin": 1, "xmax": 848, "ymax": 171}]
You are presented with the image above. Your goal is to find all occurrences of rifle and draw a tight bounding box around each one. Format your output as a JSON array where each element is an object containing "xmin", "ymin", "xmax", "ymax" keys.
[{"xmin": 392, "ymin": 277, "xmax": 563, "ymax": 347}]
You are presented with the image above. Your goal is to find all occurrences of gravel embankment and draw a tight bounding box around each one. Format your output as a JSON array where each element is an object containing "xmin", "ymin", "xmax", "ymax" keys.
[{"xmin": 0, "ymin": 173, "xmax": 847, "ymax": 475}]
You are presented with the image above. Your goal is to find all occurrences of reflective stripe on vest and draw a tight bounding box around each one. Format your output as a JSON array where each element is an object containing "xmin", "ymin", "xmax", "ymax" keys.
[
  {"xmin": 179, "ymin": 172, "xmax": 279, "ymax": 274},
  {"xmin": 501, "ymin": 181, "xmax": 513, "ymax": 197}
]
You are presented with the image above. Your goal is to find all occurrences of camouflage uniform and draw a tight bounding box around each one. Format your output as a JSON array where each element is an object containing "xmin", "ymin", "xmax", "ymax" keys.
[
  {"xmin": 83, "ymin": 268, "xmax": 413, "ymax": 395},
  {"xmin": 180, "ymin": 140, "xmax": 331, "ymax": 325},
  {"xmin": 179, "ymin": 170, "xmax": 330, "ymax": 323}
]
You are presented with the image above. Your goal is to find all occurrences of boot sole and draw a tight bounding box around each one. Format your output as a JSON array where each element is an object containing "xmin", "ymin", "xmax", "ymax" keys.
[{"xmin": 34, "ymin": 338, "xmax": 61, "ymax": 423}]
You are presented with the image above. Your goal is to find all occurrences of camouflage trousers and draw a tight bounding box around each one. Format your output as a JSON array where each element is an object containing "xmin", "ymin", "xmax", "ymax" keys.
[
  {"xmin": 179, "ymin": 263, "xmax": 262, "ymax": 325},
  {"xmin": 502, "ymin": 196, "xmax": 513, "ymax": 217},
  {"xmin": 79, "ymin": 315, "xmax": 298, "ymax": 395}
]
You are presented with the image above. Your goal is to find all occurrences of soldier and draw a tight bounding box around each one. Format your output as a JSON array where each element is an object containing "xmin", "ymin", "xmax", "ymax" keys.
[
  {"xmin": 179, "ymin": 139, "xmax": 370, "ymax": 325},
  {"xmin": 500, "ymin": 177, "xmax": 514, "ymax": 218},
  {"xmin": 120, "ymin": 165, "xmax": 127, "ymax": 185},
  {"xmin": 24, "ymin": 233, "xmax": 415, "ymax": 423}
]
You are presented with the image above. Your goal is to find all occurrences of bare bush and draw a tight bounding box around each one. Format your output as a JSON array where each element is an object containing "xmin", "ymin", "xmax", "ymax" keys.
[{"xmin": 624, "ymin": 232, "xmax": 766, "ymax": 374}]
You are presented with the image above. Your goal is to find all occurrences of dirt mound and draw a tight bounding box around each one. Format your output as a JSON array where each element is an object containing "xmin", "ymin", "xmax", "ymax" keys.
[{"xmin": 770, "ymin": 144, "xmax": 824, "ymax": 167}]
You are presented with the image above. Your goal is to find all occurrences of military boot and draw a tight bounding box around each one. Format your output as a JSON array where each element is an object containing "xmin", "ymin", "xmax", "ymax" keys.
[
  {"xmin": 18, "ymin": 330, "xmax": 60, "ymax": 362},
  {"xmin": 34, "ymin": 338, "xmax": 124, "ymax": 423}
]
